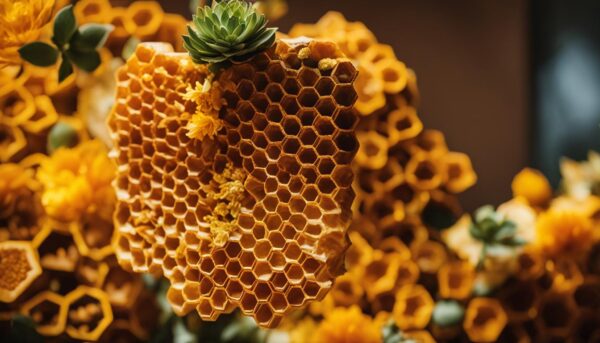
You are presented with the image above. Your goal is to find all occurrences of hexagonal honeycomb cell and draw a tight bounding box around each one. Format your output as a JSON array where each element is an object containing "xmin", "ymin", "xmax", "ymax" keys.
[
  {"xmin": 0, "ymin": 241, "xmax": 42, "ymax": 303},
  {"xmin": 108, "ymin": 38, "xmax": 358, "ymax": 327}
]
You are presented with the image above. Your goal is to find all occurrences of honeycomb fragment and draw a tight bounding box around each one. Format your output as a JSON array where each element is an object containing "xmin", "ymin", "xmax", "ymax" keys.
[
  {"xmin": 464, "ymin": 298, "xmax": 508, "ymax": 343},
  {"xmin": 108, "ymin": 38, "xmax": 358, "ymax": 327},
  {"xmin": 0, "ymin": 241, "xmax": 42, "ymax": 303},
  {"xmin": 20, "ymin": 291, "xmax": 67, "ymax": 336},
  {"xmin": 64, "ymin": 286, "xmax": 113, "ymax": 341}
]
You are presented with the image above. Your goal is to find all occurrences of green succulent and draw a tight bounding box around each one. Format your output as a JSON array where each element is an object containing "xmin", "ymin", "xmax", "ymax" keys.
[
  {"xmin": 183, "ymin": 0, "xmax": 277, "ymax": 70},
  {"xmin": 469, "ymin": 205, "xmax": 527, "ymax": 269}
]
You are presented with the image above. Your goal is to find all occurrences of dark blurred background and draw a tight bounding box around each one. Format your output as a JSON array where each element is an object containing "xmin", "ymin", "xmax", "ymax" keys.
[{"xmin": 158, "ymin": 0, "xmax": 600, "ymax": 210}]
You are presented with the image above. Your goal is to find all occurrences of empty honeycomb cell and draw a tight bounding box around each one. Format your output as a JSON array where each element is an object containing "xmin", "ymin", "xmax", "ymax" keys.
[
  {"xmin": 332, "ymin": 61, "xmax": 359, "ymax": 84},
  {"xmin": 548, "ymin": 257, "xmax": 584, "ymax": 292},
  {"xmin": 573, "ymin": 277, "xmax": 600, "ymax": 310},
  {"xmin": 36, "ymin": 227, "xmax": 80, "ymax": 272},
  {"xmin": 64, "ymin": 286, "xmax": 113, "ymax": 341},
  {"xmin": 498, "ymin": 280, "xmax": 539, "ymax": 322},
  {"xmin": 332, "ymin": 84, "xmax": 358, "ymax": 107},
  {"xmin": 537, "ymin": 292, "xmax": 577, "ymax": 337},
  {"xmin": 376, "ymin": 59, "xmax": 408, "ymax": 93},
  {"xmin": 464, "ymin": 298, "xmax": 508, "ymax": 343},
  {"xmin": 355, "ymin": 131, "xmax": 388, "ymax": 170},
  {"xmin": 515, "ymin": 249, "xmax": 546, "ymax": 281},
  {"xmin": 411, "ymin": 240, "xmax": 447, "ymax": 274},
  {"xmin": 387, "ymin": 107, "xmax": 423, "ymax": 145},
  {"xmin": 393, "ymin": 284, "xmax": 434, "ymax": 330},
  {"xmin": 442, "ymin": 152, "xmax": 478, "ymax": 193},
  {"xmin": 438, "ymin": 261, "xmax": 475, "ymax": 300},
  {"xmin": 0, "ymin": 122, "xmax": 27, "ymax": 161},
  {"xmin": 405, "ymin": 153, "xmax": 444, "ymax": 191},
  {"xmin": 126, "ymin": 1, "xmax": 164, "ymax": 39},
  {"xmin": 21, "ymin": 291, "xmax": 68, "ymax": 336}
]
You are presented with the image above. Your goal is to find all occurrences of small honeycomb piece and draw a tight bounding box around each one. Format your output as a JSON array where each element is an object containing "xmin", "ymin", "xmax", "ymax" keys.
[
  {"xmin": 392, "ymin": 284, "xmax": 434, "ymax": 330},
  {"xmin": 20, "ymin": 291, "xmax": 67, "ymax": 336},
  {"xmin": 0, "ymin": 241, "xmax": 42, "ymax": 303},
  {"xmin": 464, "ymin": 298, "xmax": 508, "ymax": 343},
  {"xmin": 64, "ymin": 286, "xmax": 113, "ymax": 341},
  {"xmin": 108, "ymin": 39, "xmax": 358, "ymax": 327},
  {"xmin": 438, "ymin": 261, "xmax": 475, "ymax": 300}
]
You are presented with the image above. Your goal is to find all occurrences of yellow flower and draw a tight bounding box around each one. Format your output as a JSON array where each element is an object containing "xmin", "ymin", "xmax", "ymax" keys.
[
  {"xmin": 535, "ymin": 209, "xmax": 594, "ymax": 257},
  {"xmin": 511, "ymin": 168, "xmax": 552, "ymax": 207},
  {"xmin": 186, "ymin": 112, "xmax": 223, "ymax": 140},
  {"xmin": 0, "ymin": 0, "xmax": 55, "ymax": 67},
  {"xmin": 184, "ymin": 79, "xmax": 224, "ymax": 114},
  {"xmin": 37, "ymin": 140, "xmax": 115, "ymax": 222},
  {"xmin": 314, "ymin": 305, "xmax": 381, "ymax": 343}
]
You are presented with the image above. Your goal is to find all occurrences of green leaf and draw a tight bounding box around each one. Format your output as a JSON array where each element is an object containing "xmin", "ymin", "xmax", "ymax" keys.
[
  {"xmin": 47, "ymin": 121, "xmax": 78, "ymax": 153},
  {"xmin": 18, "ymin": 42, "xmax": 59, "ymax": 67},
  {"xmin": 432, "ymin": 300, "xmax": 465, "ymax": 327},
  {"xmin": 58, "ymin": 57, "xmax": 73, "ymax": 82},
  {"xmin": 71, "ymin": 24, "xmax": 114, "ymax": 51},
  {"xmin": 53, "ymin": 5, "xmax": 77, "ymax": 47},
  {"xmin": 65, "ymin": 49, "xmax": 101, "ymax": 72},
  {"xmin": 122, "ymin": 36, "xmax": 141, "ymax": 60}
]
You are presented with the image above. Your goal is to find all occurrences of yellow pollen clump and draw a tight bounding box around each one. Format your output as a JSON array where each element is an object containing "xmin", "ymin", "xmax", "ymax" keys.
[
  {"xmin": 318, "ymin": 58, "xmax": 338, "ymax": 71},
  {"xmin": 0, "ymin": 247, "xmax": 32, "ymax": 291},
  {"xmin": 204, "ymin": 164, "xmax": 246, "ymax": 247},
  {"xmin": 184, "ymin": 78, "xmax": 225, "ymax": 140},
  {"xmin": 298, "ymin": 47, "xmax": 311, "ymax": 59}
]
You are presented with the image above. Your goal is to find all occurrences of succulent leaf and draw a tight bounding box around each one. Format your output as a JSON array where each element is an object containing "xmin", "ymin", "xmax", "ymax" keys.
[{"xmin": 184, "ymin": 0, "xmax": 277, "ymax": 67}]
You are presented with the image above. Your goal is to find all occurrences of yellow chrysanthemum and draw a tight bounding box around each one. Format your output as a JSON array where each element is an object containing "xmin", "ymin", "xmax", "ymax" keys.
[
  {"xmin": 535, "ymin": 209, "xmax": 594, "ymax": 257},
  {"xmin": 0, "ymin": 0, "xmax": 55, "ymax": 67},
  {"xmin": 313, "ymin": 305, "xmax": 381, "ymax": 343},
  {"xmin": 37, "ymin": 140, "xmax": 115, "ymax": 222},
  {"xmin": 185, "ymin": 112, "xmax": 223, "ymax": 140},
  {"xmin": 511, "ymin": 168, "xmax": 552, "ymax": 207}
]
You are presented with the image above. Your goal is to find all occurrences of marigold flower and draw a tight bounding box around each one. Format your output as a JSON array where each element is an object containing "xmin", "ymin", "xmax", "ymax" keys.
[
  {"xmin": 0, "ymin": 0, "xmax": 55, "ymax": 67},
  {"xmin": 314, "ymin": 305, "xmax": 381, "ymax": 343},
  {"xmin": 535, "ymin": 209, "xmax": 594, "ymax": 257},
  {"xmin": 37, "ymin": 140, "xmax": 115, "ymax": 222}
]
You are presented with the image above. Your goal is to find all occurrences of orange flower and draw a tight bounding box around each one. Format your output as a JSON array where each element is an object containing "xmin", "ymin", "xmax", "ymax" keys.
[
  {"xmin": 37, "ymin": 140, "xmax": 115, "ymax": 222},
  {"xmin": 314, "ymin": 305, "xmax": 381, "ymax": 343},
  {"xmin": 535, "ymin": 209, "xmax": 594, "ymax": 257},
  {"xmin": 0, "ymin": 0, "xmax": 55, "ymax": 67}
]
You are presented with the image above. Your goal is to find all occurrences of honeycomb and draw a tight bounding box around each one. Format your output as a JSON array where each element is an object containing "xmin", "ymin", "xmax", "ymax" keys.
[
  {"xmin": 74, "ymin": 0, "xmax": 188, "ymax": 56},
  {"xmin": 288, "ymin": 13, "xmax": 478, "ymax": 338},
  {"xmin": 108, "ymin": 37, "xmax": 358, "ymax": 327}
]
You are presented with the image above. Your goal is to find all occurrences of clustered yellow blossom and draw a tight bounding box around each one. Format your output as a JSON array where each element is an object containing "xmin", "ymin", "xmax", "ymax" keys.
[
  {"xmin": 511, "ymin": 167, "xmax": 553, "ymax": 206},
  {"xmin": 0, "ymin": 0, "xmax": 55, "ymax": 67},
  {"xmin": 313, "ymin": 305, "xmax": 382, "ymax": 343},
  {"xmin": 37, "ymin": 140, "xmax": 115, "ymax": 222},
  {"xmin": 535, "ymin": 209, "xmax": 594, "ymax": 257},
  {"xmin": 204, "ymin": 163, "xmax": 246, "ymax": 247},
  {"xmin": 184, "ymin": 79, "xmax": 225, "ymax": 140}
]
